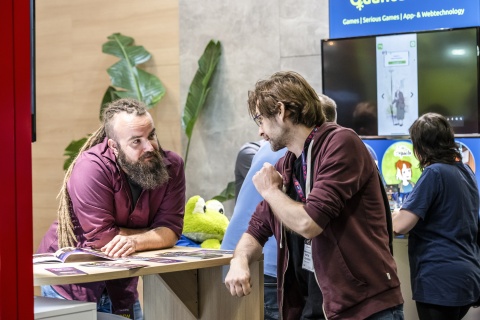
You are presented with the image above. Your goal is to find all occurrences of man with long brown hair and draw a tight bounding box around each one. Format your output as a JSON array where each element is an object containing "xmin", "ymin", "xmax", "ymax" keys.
[
  {"xmin": 225, "ymin": 71, "xmax": 404, "ymax": 319},
  {"xmin": 37, "ymin": 98, "xmax": 186, "ymax": 319}
]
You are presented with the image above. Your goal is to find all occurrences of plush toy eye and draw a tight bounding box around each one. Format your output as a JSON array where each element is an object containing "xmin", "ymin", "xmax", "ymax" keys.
[
  {"xmin": 192, "ymin": 197, "xmax": 206, "ymax": 214},
  {"xmin": 205, "ymin": 199, "xmax": 225, "ymax": 215}
]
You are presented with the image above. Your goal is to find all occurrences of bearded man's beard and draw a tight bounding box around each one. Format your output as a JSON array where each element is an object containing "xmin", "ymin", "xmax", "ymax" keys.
[{"xmin": 117, "ymin": 147, "xmax": 169, "ymax": 190}]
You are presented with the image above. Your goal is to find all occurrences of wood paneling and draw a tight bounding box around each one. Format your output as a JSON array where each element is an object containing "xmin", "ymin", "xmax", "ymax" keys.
[
  {"xmin": 143, "ymin": 261, "xmax": 264, "ymax": 319},
  {"xmin": 33, "ymin": 0, "xmax": 181, "ymax": 252}
]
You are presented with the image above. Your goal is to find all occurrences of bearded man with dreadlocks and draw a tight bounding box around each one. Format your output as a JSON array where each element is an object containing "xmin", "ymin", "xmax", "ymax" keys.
[{"xmin": 37, "ymin": 98, "xmax": 186, "ymax": 319}]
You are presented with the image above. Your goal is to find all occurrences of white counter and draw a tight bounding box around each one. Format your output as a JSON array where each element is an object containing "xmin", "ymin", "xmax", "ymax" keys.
[{"xmin": 34, "ymin": 296, "xmax": 96, "ymax": 320}]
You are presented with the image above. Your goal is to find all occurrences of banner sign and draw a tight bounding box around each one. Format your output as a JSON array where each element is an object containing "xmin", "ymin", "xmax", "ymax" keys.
[{"xmin": 329, "ymin": 0, "xmax": 480, "ymax": 39}]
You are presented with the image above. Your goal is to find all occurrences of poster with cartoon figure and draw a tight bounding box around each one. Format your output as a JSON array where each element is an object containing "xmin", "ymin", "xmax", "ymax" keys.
[
  {"xmin": 381, "ymin": 141, "xmax": 421, "ymax": 209},
  {"xmin": 376, "ymin": 34, "xmax": 419, "ymax": 136},
  {"xmin": 394, "ymin": 159, "xmax": 415, "ymax": 206}
]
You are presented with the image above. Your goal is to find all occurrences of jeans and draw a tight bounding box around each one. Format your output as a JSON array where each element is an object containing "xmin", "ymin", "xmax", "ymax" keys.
[
  {"xmin": 264, "ymin": 275, "xmax": 279, "ymax": 320},
  {"xmin": 365, "ymin": 304, "xmax": 404, "ymax": 320},
  {"xmin": 41, "ymin": 285, "xmax": 143, "ymax": 320}
]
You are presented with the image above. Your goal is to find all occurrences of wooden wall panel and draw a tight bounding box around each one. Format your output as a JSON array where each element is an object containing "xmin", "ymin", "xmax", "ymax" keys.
[{"xmin": 33, "ymin": 0, "xmax": 180, "ymax": 253}]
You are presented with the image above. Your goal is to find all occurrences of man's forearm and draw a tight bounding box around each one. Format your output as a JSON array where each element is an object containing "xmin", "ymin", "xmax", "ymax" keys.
[
  {"xmin": 262, "ymin": 188, "xmax": 322, "ymax": 239},
  {"xmin": 225, "ymin": 233, "xmax": 262, "ymax": 297},
  {"xmin": 232, "ymin": 233, "xmax": 263, "ymax": 265},
  {"xmin": 118, "ymin": 227, "xmax": 148, "ymax": 236},
  {"xmin": 392, "ymin": 209, "xmax": 419, "ymax": 235},
  {"xmin": 119, "ymin": 226, "xmax": 178, "ymax": 251}
]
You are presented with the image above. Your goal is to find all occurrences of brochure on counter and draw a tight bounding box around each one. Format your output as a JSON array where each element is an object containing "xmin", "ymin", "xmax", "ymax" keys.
[
  {"xmin": 156, "ymin": 249, "xmax": 232, "ymax": 260},
  {"xmin": 33, "ymin": 247, "xmax": 120, "ymax": 264},
  {"xmin": 80, "ymin": 261, "xmax": 148, "ymax": 269},
  {"xmin": 45, "ymin": 267, "xmax": 88, "ymax": 276},
  {"xmin": 35, "ymin": 248, "xmax": 233, "ymax": 268}
]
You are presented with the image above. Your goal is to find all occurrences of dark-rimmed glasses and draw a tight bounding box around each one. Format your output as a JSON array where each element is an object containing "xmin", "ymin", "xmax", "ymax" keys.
[{"xmin": 253, "ymin": 113, "xmax": 263, "ymax": 127}]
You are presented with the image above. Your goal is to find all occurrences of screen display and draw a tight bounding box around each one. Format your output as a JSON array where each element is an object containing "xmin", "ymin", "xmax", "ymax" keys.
[{"xmin": 322, "ymin": 27, "xmax": 480, "ymax": 136}]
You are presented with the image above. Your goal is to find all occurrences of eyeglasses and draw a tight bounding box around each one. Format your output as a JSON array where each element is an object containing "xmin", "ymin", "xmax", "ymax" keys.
[{"xmin": 253, "ymin": 113, "xmax": 263, "ymax": 127}]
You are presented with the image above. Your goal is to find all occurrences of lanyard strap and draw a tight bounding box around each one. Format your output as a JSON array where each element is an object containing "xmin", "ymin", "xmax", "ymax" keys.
[{"xmin": 292, "ymin": 126, "xmax": 319, "ymax": 203}]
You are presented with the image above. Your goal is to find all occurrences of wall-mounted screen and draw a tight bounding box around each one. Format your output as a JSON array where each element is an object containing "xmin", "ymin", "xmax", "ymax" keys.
[{"xmin": 322, "ymin": 27, "xmax": 480, "ymax": 137}]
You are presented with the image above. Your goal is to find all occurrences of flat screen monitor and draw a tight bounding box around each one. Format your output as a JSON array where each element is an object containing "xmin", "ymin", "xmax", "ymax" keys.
[{"xmin": 321, "ymin": 27, "xmax": 480, "ymax": 137}]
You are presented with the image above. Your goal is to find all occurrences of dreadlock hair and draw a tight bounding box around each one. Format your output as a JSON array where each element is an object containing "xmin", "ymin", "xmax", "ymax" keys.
[{"xmin": 57, "ymin": 98, "xmax": 148, "ymax": 248}]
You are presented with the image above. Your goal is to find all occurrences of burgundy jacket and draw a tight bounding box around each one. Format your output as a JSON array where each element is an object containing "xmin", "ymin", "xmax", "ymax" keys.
[
  {"xmin": 37, "ymin": 138, "xmax": 186, "ymax": 314},
  {"xmin": 247, "ymin": 123, "xmax": 403, "ymax": 320}
]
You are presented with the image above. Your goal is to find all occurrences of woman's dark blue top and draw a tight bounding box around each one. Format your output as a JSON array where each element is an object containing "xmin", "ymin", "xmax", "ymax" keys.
[{"xmin": 402, "ymin": 162, "xmax": 480, "ymax": 306}]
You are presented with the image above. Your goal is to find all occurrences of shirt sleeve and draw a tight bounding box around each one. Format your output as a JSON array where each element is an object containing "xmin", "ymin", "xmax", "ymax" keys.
[
  {"xmin": 246, "ymin": 200, "xmax": 274, "ymax": 247},
  {"xmin": 67, "ymin": 154, "xmax": 119, "ymax": 248},
  {"xmin": 245, "ymin": 153, "xmax": 287, "ymax": 245},
  {"xmin": 401, "ymin": 167, "xmax": 439, "ymax": 220},
  {"xmin": 304, "ymin": 129, "xmax": 377, "ymax": 229}
]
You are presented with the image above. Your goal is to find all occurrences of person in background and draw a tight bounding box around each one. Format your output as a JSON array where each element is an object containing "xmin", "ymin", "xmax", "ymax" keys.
[
  {"xmin": 223, "ymin": 93, "xmax": 337, "ymax": 319},
  {"xmin": 37, "ymin": 98, "xmax": 186, "ymax": 319},
  {"xmin": 225, "ymin": 71, "xmax": 403, "ymax": 320},
  {"xmin": 392, "ymin": 113, "xmax": 480, "ymax": 320},
  {"xmin": 318, "ymin": 93, "xmax": 337, "ymax": 123},
  {"xmin": 353, "ymin": 101, "xmax": 378, "ymax": 136},
  {"xmin": 224, "ymin": 141, "xmax": 286, "ymax": 319},
  {"xmin": 234, "ymin": 140, "xmax": 265, "ymax": 201}
]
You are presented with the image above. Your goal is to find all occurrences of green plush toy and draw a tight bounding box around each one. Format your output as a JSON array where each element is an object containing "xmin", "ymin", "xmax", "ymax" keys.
[{"xmin": 182, "ymin": 195, "xmax": 229, "ymax": 249}]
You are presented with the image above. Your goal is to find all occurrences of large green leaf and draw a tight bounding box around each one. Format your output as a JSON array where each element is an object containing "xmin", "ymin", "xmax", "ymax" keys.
[
  {"xmin": 212, "ymin": 181, "xmax": 236, "ymax": 203},
  {"xmin": 101, "ymin": 33, "xmax": 165, "ymax": 109},
  {"xmin": 63, "ymin": 136, "xmax": 89, "ymax": 170},
  {"xmin": 182, "ymin": 40, "xmax": 222, "ymax": 138},
  {"xmin": 64, "ymin": 33, "xmax": 166, "ymax": 171},
  {"xmin": 182, "ymin": 40, "xmax": 222, "ymax": 165},
  {"xmin": 102, "ymin": 33, "xmax": 150, "ymax": 66},
  {"xmin": 100, "ymin": 86, "xmax": 120, "ymax": 120},
  {"xmin": 113, "ymin": 69, "xmax": 165, "ymax": 107}
]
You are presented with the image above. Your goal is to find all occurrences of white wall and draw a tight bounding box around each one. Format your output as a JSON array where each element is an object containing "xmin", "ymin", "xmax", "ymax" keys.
[{"xmin": 179, "ymin": 0, "xmax": 329, "ymax": 216}]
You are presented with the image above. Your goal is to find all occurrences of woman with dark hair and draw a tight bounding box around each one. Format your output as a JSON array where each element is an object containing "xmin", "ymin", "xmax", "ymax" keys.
[{"xmin": 393, "ymin": 113, "xmax": 480, "ymax": 320}]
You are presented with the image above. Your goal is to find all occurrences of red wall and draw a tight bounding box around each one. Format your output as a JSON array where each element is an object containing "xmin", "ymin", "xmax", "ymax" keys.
[{"xmin": 0, "ymin": 0, "xmax": 33, "ymax": 319}]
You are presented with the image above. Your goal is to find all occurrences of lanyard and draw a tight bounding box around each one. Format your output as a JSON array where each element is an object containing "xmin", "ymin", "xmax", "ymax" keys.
[{"xmin": 292, "ymin": 126, "xmax": 319, "ymax": 203}]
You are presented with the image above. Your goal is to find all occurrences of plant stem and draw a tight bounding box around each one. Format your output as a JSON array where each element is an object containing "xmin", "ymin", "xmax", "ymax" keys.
[{"xmin": 184, "ymin": 137, "xmax": 191, "ymax": 169}]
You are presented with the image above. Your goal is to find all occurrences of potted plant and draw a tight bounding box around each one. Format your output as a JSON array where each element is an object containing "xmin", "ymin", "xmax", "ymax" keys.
[{"xmin": 63, "ymin": 33, "xmax": 165, "ymax": 169}]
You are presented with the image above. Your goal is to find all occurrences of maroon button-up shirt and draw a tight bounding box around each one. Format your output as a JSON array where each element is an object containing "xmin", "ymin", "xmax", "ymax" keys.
[{"xmin": 37, "ymin": 138, "xmax": 186, "ymax": 313}]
